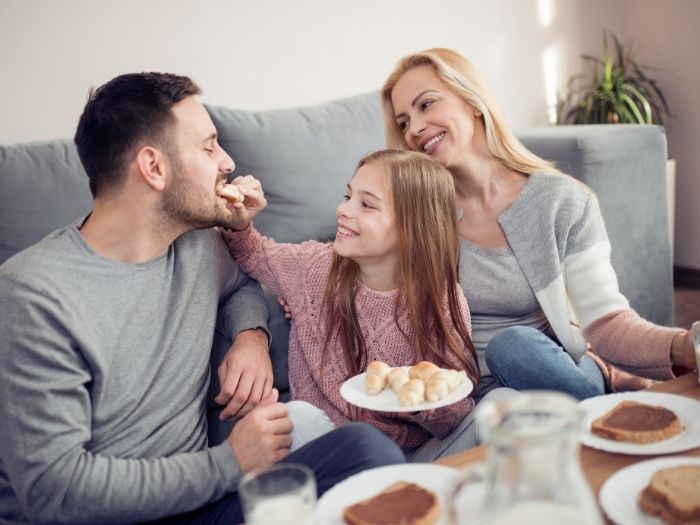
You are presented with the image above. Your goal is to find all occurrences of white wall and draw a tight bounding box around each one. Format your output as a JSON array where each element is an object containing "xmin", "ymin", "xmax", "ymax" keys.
[
  {"xmin": 609, "ymin": 0, "xmax": 700, "ymax": 270},
  {"xmin": 1, "ymin": 0, "xmax": 603, "ymax": 144},
  {"xmin": 1, "ymin": 0, "xmax": 697, "ymax": 268}
]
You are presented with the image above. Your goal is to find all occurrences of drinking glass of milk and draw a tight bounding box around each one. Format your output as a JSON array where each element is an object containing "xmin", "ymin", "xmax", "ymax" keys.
[{"xmin": 239, "ymin": 463, "xmax": 316, "ymax": 525}]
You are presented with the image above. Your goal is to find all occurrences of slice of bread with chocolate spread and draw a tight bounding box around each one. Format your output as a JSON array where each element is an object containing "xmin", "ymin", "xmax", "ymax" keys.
[
  {"xmin": 590, "ymin": 400, "xmax": 682, "ymax": 443},
  {"xmin": 343, "ymin": 481, "xmax": 440, "ymax": 525}
]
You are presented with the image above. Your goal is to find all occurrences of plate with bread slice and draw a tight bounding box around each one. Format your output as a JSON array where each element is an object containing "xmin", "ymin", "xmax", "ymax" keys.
[
  {"xmin": 315, "ymin": 463, "xmax": 460, "ymax": 525},
  {"xmin": 340, "ymin": 360, "xmax": 474, "ymax": 413},
  {"xmin": 579, "ymin": 392, "xmax": 700, "ymax": 455},
  {"xmin": 599, "ymin": 456, "xmax": 700, "ymax": 525}
]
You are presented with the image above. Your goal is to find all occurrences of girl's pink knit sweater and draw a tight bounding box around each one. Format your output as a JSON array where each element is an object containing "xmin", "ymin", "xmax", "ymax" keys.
[{"xmin": 222, "ymin": 226, "xmax": 476, "ymax": 449}]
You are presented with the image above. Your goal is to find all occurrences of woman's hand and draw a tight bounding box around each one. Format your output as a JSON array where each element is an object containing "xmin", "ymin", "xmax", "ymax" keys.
[{"xmin": 670, "ymin": 326, "xmax": 697, "ymax": 370}]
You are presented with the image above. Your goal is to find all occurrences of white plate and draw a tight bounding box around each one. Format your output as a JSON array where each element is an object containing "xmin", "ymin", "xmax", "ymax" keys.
[
  {"xmin": 599, "ymin": 456, "xmax": 700, "ymax": 525},
  {"xmin": 315, "ymin": 463, "xmax": 459, "ymax": 525},
  {"xmin": 339, "ymin": 369, "xmax": 473, "ymax": 413},
  {"xmin": 579, "ymin": 392, "xmax": 700, "ymax": 455}
]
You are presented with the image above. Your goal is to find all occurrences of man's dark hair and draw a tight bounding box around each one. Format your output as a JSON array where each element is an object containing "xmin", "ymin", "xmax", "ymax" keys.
[{"xmin": 74, "ymin": 72, "xmax": 201, "ymax": 197}]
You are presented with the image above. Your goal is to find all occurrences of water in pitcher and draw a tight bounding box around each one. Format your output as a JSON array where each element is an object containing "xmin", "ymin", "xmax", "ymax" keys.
[
  {"xmin": 486, "ymin": 501, "xmax": 590, "ymax": 525},
  {"xmin": 450, "ymin": 391, "xmax": 603, "ymax": 525}
]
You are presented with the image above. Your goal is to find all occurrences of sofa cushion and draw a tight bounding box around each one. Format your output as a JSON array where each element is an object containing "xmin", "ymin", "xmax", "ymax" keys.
[
  {"xmin": 206, "ymin": 92, "xmax": 385, "ymax": 244},
  {"xmin": 0, "ymin": 140, "xmax": 92, "ymax": 266}
]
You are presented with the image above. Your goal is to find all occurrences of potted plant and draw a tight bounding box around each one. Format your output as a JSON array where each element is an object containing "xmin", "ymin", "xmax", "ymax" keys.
[
  {"xmin": 556, "ymin": 31, "xmax": 672, "ymax": 125},
  {"xmin": 556, "ymin": 30, "xmax": 676, "ymax": 250}
]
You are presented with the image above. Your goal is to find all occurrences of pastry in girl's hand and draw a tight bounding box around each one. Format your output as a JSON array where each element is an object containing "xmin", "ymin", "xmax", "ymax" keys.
[
  {"xmin": 365, "ymin": 361, "xmax": 392, "ymax": 395},
  {"xmin": 399, "ymin": 379, "xmax": 426, "ymax": 407},
  {"xmin": 217, "ymin": 184, "xmax": 245, "ymax": 203}
]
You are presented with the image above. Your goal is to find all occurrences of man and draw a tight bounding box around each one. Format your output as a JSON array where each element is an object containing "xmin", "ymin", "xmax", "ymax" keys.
[{"xmin": 0, "ymin": 73, "xmax": 404, "ymax": 524}]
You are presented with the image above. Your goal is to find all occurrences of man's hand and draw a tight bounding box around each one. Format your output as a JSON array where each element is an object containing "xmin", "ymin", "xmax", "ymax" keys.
[
  {"xmin": 224, "ymin": 175, "xmax": 267, "ymax": 231},
  {"xmin": 216, "ymin": 328, "xmax": 273, "ymax": 419},
  {"xmin": 228, "ymin": 388, "xmax": 293, "ymax": 473}
]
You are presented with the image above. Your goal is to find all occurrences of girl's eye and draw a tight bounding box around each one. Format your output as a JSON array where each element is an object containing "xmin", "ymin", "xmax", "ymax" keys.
[
  {"xmin": 362, "ymin": 201, "xmax": 374, "ymax": 209},
  {"xmin": 342, "ymin": 194, "xmax": 350, "ymax": 201}
]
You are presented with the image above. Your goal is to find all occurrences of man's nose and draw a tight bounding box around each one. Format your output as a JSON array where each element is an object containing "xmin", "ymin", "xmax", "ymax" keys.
[{"xmin": 221, "ymin": 154, "xmax": 235, "ymax": 174}]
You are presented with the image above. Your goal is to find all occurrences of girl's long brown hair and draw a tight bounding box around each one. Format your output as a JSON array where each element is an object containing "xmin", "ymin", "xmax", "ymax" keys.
[{"xmin": 321, "ymin": 149, "xmax": 479, "ymax": 387}]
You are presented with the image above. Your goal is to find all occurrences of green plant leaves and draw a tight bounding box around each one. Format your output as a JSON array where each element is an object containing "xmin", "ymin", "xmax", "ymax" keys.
[{"xmin": 557, "ymin": 31, "xmax": 672, "ymax": 125}]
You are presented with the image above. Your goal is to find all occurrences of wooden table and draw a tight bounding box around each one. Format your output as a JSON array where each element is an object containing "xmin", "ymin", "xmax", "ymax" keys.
[{"xmin": 435, "ymin": 373, "xmax": 700, "ymax": 524}]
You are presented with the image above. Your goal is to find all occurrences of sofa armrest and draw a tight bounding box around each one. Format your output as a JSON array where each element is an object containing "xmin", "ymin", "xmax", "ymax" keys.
[{"xmin": 206, "ymin": 287, "xmax": 291, "ymax": 446}]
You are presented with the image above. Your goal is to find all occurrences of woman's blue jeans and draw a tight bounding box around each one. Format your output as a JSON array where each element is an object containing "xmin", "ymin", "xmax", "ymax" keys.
[{"xmin": 485, "ymin": 326, "xmax": 605, "ymax": 400}]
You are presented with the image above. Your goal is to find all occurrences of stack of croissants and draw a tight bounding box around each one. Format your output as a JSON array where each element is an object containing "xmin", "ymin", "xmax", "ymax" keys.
[{"xmin": 365, "ymin": 360, "xmax": 468, "ymax": 407}]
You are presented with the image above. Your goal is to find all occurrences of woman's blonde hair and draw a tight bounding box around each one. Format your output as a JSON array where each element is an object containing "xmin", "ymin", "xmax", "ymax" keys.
[
  {"xmin": 322, "ymin": 149, "xmax": 479, "ymax": 388},
  {"xmin": 381, "ymin": 47, "xmax": 560, "ymax": 176}
]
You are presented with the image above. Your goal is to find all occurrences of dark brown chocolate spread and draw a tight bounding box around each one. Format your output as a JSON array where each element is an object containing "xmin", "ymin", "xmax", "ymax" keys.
[
  {"xmin": 348, "ymin": 484, "xmax": 435, "ymax": 523},
  {"xmin": 605, "ymin": 404, "xmax": 677, "ymax": 431}
]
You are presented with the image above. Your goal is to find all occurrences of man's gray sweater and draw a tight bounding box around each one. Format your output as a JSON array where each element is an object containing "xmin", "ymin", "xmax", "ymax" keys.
[{"xmin": 0, "ymin": 223, "xmax": 269, "ymax": 523}]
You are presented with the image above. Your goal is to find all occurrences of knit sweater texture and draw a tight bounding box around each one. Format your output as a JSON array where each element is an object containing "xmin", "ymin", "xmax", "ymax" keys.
[
  {"xmin": 488, "ymin": 172, "xmax": 682, "ymax": 380},
  {"xmin": 223, "ymin": 227, "xmax": 476, "ymax": 449}
]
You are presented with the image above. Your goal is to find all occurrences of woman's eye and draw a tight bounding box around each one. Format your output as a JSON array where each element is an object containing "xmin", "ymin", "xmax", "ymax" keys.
[
  {"xmin": 397, "ymin": 120, "xmax": 408, "ymax": 131},
  {"xmin": 420, "ymin": 100, "xmax": 434, "ymax": 110}
]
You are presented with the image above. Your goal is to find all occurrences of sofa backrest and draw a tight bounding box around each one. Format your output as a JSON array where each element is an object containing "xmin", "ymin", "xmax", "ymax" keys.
[
  {"xmin": 0, "ymin": 140, "xmax": 92, "ymax": 265},
  {"xmin": 206, "ymin": 92, "xmax": 385, "ymax": 244},
  {"xmin": 0, "ymin": 92, "xmax": 673, "ymax": 327}
]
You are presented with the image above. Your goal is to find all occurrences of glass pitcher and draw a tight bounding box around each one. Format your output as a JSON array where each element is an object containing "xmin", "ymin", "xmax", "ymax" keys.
[{"xmin": 449, "ymin": 391, "xmax": 603, "ymax": 525}]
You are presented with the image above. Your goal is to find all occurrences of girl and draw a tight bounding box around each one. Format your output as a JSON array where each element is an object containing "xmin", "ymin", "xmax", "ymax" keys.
[
  {"xmin": 381, "ymin": 48, "xmax": 696, "ymax": 400},
  {"xmin": 221, "ymin": 149, "xmax": 488, "ymax": 461}
]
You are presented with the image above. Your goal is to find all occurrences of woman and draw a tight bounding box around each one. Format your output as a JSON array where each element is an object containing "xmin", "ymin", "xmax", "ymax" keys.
[{"xmin": 381, "ymin": 47, "xmax": 696, "ymax": 400}]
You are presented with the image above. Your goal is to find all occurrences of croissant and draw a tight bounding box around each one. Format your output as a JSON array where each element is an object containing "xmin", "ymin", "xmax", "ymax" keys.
[
  {"xmin": 409, "ymin": 361, "xmax": 440, "ymax": 383},
  {"xmin": 387, "ymin": 367, "xmax": 410, "ymax": 394},
  {"xmin": 425, "ymin": 369, "xmax": 467, "ymax": 402},
  {"xmin": 365, "ymin": 361, "xmax": 392, "ymax": 395},
  {"xmin": 399, "ymin": 378, "xmax": 426, "ymax": 407}
]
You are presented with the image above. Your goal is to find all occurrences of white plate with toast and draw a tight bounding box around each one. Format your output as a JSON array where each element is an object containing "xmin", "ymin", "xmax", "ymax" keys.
[
  {"xmin": 599, "ymin": 456, "xmax": 700, "ymax": 525},
  {"xmin": 339, "ymin": 368, "xmax": 473, "ymax": 413},
  {"xmin": 579, "ymin": 392, "xmax": 700, "ymax": 455},
  {"xmin": 315, "ymin": 463, "xmax": 460, "ymax": 525}
]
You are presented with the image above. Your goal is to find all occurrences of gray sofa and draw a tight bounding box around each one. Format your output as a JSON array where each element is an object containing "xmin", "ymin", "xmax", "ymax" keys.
[{"xmin": 0, "ymin": 92, "xmax": 674, "ymax": 444}]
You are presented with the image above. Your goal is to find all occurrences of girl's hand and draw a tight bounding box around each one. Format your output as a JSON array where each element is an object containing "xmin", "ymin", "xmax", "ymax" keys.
[
  {"xmin": 224, "ymin": 175, "xmax": 267, "ymax": 231},
  {"xmin": 278, "ymin": 296, "xmax": 293, "ymax": 320}
]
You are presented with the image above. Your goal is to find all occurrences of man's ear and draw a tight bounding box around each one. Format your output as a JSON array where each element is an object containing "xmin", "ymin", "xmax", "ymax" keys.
[{"xmin": 135, "ymin": 146, "xmax": 167, "ymax": 191}]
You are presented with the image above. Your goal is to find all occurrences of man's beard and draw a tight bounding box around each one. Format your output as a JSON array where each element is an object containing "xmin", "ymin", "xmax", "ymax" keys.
[{"xmin": 161, "ymin": 153, "xmax": 231, "ymax": 230}]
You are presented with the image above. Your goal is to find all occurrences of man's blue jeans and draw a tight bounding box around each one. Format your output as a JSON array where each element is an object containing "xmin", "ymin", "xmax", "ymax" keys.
[{"xmin": 485, "ymin": 326, "xmax": 605, "ymax": 400}]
